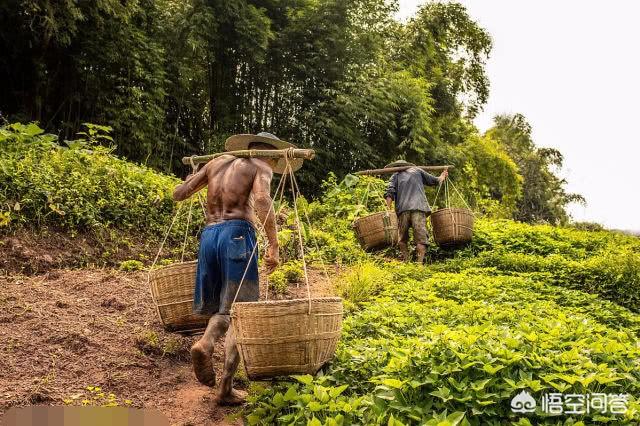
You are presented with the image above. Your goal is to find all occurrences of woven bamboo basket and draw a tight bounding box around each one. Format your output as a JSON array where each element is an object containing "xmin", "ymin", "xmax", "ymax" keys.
[
  {"xmin": 148, "ymin": 261, "xmax": 210, "ymax": 334},
  {"xmin": 231, "ymin": 297, "xmax": 343, "ymax": 380},
  {"xmin": 430, "ymin": 208, "xmax": 474, "ymax": 246},
  {"xmin": 353, "ymin": 211, "xmax": 399, "ymax": 250}
]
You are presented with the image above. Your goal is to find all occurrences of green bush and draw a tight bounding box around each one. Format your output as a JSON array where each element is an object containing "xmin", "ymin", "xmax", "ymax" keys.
[
  {"xmin": 269, "ymin": 270, "xmax": 288, "ymax": 295},
  {"xmin": 0, "ymin": 123, "xmax": 201, "ymax": 240},
  {"xmin": 465, "ymin": 250, "xmax": 640, "ymax": 313},
  {"xmin": 119, "ymin": 259, "xmax": 144, "ymax": 271},
  {"xmin": 336, "ymin": 262, "xmax": 392, "ymax": 307},
  {"xmin": 467, "ymin": 219, "xmax": 634, "ymax": 260},
  {"xmin": 281, "ymin": 261, "xmax": 304, "ymax": 283},
  {"xmin": 569, "ymin": 221, "xmax": 605, "ymax": 232}
]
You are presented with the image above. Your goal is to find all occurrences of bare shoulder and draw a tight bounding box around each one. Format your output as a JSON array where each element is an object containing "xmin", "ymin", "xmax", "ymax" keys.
[{"xmin": 248, "ymin": 158, "xmax": 273, "ymax": 176}]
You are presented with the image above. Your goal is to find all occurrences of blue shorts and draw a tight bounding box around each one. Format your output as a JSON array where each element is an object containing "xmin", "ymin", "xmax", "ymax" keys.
[{"xmin": 193, "ymin": 219, "xmax": 259, "ymax": 315}]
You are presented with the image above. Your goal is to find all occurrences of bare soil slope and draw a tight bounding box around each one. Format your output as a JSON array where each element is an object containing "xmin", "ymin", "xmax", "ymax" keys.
[{"xmin": 0, "ymin": 266, "xmax": 335, "ymax": 425}]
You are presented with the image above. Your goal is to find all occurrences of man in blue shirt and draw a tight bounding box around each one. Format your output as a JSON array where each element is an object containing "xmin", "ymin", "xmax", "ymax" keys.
[{"xmin": 384, "ymin": 160, "xmax": 448, "ymax": 263}]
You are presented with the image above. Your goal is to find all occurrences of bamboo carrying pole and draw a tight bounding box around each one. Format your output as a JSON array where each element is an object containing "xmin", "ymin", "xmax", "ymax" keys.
[
  {"xmin": 356, "ymin": 165, "xmax": 454, "ymax": 176},
  {"xmin": 181, "ymin": 148, "xmax": 315, "ymax": 165}
]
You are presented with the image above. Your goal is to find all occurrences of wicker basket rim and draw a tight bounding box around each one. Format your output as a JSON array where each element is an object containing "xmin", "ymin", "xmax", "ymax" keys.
[
  {"xmin": 232, "ymin": 297, "xmax": 343, "ymax": 307},
  {"xmin": 149, "ymin": 260, "xmax": 198, "ymax": 270},
  {"xmin": 148, "ymin": 260, "xmax": 197, "ymax": 277},
  {"xmin": 432, "ymin": 207, "xmax": 473, "ymax": 214},
  {"xmin": 353, "ymin": 211, "xmax": 395, "ymax": 223}
]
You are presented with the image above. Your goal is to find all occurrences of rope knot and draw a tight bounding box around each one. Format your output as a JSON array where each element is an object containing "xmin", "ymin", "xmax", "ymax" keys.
[{"xmin": 285, "ymin": 147, "xmax": 295, "ymax": 159}]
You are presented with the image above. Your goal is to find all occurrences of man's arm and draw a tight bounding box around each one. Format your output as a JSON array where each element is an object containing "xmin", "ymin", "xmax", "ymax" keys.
[
  {"xmin": 384, "ymin": 173, "xmax": 398, "ymax": 210},
  {"xmin": 252, "ymin": 162, "xmax": 279, "ymax": 273},
  {"xmin": 420, "ymin": 168, "xmax": 448, "ymax": 186},
  {"xmin": 173, "ymin": 163, "xmax": 209, "ymax": 201}
]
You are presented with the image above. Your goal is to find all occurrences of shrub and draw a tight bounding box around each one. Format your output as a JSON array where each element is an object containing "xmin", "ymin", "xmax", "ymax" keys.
[
  {"xmin": 269, "ymin": 270, "xmax": 288, "ymax": 295},
  {"xmin": 570, "ymin": 221, "xmax": 605, "ymax": 232},
  {"xmin": 468, "ymin": 219, "xmax": 635, "ymax": 260},
  {"xmin": 0, "ymin": 122, "xmax": 201, "ymax": 243},
  {"xmin": 336, "ymin": 262, "xmax": 391, "ymax": 306},
  {"xmin": 119, "ymin": 260, "xmax": 144, "ymax": 271},
  {"xmin": 281, "ymin": 261, "xmax": 303, "ymax": 283},
  {"xmin": 466, "ymin": 250, "xmax": 640, "ymax": 313}
]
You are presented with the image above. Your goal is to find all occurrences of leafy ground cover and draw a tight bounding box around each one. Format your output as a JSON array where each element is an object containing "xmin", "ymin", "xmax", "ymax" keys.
[
  {"xmin": 245, "ymin": 177, "xmax": 640, "ymax": 425},
  {"xmin": 0, "ymin": 122, "xmax": 183, "ymax": 232},
  {"xmin": 443, "ymin": 220, "xmax": 640, "ymax": 313},
  {"xmin": 247, "ymin": 263, "xmax": 640, "ymax": 425}
]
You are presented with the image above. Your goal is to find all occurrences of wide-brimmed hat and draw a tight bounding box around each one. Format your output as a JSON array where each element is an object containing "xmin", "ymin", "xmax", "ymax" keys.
[
  {"xmin": 225, "ymin": 132, "xmax": 302, "ymax": 174},
  {"xmin": 384, "ymin": 159, "xmax": 416, "ymax": 169}
]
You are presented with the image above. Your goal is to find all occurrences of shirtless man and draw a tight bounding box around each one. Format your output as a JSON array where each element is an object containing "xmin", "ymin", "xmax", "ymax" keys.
[{"xmin": 172, "ymin": 132, "xmax": 301, "ymax": 405}]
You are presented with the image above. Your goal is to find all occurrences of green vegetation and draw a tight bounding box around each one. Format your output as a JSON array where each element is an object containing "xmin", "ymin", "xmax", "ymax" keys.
[
  {"xmin": 119, "ymin": 260, "xmax": 145, "ymax": 272},
  {"xmin": 269, "ymin": 270, "xmax": 289, "ymax": 296},
  {"xmin": 336, "ymin": 262, "xmax": 392, "ymax": 310},
  {"xmin": 438, "ymin": 220, "xmax": 640, "ymax": 313},
  {"xmin": 486, "ymin": 115, "xmax": 584, "ymax": 224},
  {"xmin": 1, "ymin": 1, "xmax": 576, "ymax": 225},
  {"xmin": 247, "ymin": 266, "xmax": 640, "ymax": 425},
  {"xmin": 63, "ymin": 386, "xmax": 133, "ymax": 407},
  {"xmin": 281, "ymin": 262, "xmax": 304, "ymax": 284},
  {"xmin": 244, "ymin": 177, "xmax": 640, "ymax": 425},
  {"xmin": 0, "ymin": 122, "xmax": 183, "ymax": 232},
  {"xmin": 0, "ymin": 122, "xmax": 201, "ymax": 263},
  {"xmin": 269, "ymin": 262, "xmax": 305, "ymax": 295}
]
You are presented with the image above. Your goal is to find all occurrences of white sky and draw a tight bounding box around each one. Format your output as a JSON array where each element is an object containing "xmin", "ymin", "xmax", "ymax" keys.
[{"xmin": 398, "ymin": 0, "xmax": 639, "ymax": 230}]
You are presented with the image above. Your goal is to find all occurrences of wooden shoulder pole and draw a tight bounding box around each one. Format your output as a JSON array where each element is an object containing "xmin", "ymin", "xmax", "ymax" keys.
[
  {"xmin": 181, "ymin": 148, "xmax": 315, "ymax": 165},
  {"xmin": 356, "ymin": 165, "xmax": 454, "ymax": 176}
]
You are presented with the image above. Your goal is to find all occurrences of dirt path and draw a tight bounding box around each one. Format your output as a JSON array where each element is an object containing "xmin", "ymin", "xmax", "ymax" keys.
[{"xmin": 0, "ymin": 266, "xmax": 337, "ymax": 425}]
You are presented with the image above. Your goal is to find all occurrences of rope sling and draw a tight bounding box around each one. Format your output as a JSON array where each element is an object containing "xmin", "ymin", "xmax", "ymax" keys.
[
  {"xmin": 432, "ymin": 176, "xmax": 475, "ymax": 214},
  {"xmin": 430, "ymin": 176, "xmax": 476, "ymax": 246}
]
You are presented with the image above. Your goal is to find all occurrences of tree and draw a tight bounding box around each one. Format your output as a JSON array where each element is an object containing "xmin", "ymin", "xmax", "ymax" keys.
[
  {"xmin": 2, "ymin": 0, "xmax": 580, "ymax": 217},
  {"xmin": 0, "ymin": 0, "xmax": 167, "ymax": 163},
  {"xmin": 486, "ymin": 114, "xmax": 584, "ymax": 224}
]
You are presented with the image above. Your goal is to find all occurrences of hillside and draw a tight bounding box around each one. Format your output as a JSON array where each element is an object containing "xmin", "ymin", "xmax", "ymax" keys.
[{"xmin": 2, "ymin": 124, "xmax": 640, "ymax": 425}]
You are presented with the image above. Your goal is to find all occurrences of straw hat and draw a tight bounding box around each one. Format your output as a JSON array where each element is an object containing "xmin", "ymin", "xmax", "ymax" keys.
[
  {"xmin": 225, "ymin": 132, "xmax": 302, "ymax": 174},
  {"xmin": 384, "ymin": 159, "xmax": 416, "ymax": 169}
]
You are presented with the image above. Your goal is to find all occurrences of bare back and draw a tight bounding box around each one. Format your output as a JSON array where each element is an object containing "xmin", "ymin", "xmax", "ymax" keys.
[{"xmin": 173, "ymin": 154, "xmax": 273, "ymax": 225}]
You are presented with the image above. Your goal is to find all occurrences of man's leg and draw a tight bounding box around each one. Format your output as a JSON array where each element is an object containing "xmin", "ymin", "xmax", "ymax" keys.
[
  {"xmin": 215, "ymin": 326, "xmax": 247, "ymax": 405},
  {"xmin": 191, "ymin": 314, "xmax": 230, "ymax": 387},
  {"xmin": 397, "ymin": 211, "xmax": 410, "ymax": 261},
  {"xmin": 416, "ymin": 243, "xmax": 426, "ymax": 264},
  {"xmin": 412, "ymin": 212, "xmax": 429, "ymax": 265},
  {"xmin": 212, "ymin": 221, "xmax": 257, "ymax": 402}
]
